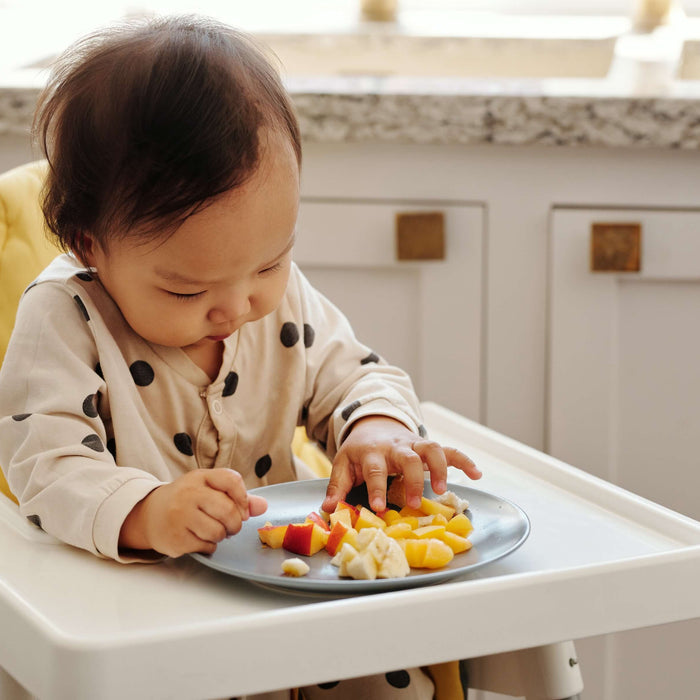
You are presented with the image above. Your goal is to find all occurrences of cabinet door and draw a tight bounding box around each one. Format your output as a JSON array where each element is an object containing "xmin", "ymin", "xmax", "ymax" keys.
[
  {"xmin": 549, "ymin": 207, "xmax": 700, "ymax": 700},
  {"xmin": 295, "ymin": 199, "xmax": 484, "ymax": 421}
]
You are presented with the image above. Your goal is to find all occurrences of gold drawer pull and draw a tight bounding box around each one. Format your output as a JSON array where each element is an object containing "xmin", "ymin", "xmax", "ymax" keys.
[
  {"xmin": 590, "ymin": 222, "xmax": 642, "ymax": 272},
  {"xmin": 396, "ymin": 211, "xmax": 445, "ymax": 261}
]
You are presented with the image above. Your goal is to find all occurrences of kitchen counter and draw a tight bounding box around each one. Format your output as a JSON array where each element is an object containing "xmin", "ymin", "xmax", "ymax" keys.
[
  {"xmin": 288, "ymin": 74, "xmax": 700, "ymax": 148},
  {"xmin": 5, "ymin": 69, "xmax": 700, "ymax": 150}
]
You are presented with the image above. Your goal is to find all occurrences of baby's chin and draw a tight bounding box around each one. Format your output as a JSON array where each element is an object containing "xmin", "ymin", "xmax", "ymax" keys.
[
  {"xmin": 137, "ymin": 332, "xmax": 204, "ymax": 349},
  {"xmin": 134, "ymin": 325, "xmax": 238, "ymax": 349}
]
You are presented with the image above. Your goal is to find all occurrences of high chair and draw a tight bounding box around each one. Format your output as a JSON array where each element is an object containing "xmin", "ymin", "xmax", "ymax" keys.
[{"xmin": 0, "ymin": 161, "xmax": 583, "ymax": 700}]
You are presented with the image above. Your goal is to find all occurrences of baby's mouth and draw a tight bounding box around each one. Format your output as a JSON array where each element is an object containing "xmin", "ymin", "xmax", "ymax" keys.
[{"xmin": 207, "ymin": 333, "xmax": 231, "ymax": 341}]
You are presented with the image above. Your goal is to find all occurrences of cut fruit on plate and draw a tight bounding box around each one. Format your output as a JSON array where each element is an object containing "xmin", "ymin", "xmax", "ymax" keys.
[{"xmin": 191, "ymin": 479, "xmax": 530, "ymax": 594}]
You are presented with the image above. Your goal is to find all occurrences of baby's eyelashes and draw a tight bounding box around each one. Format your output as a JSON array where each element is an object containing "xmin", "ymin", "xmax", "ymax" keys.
[
  {"xmin": 166, "ymin": 290, "xmax": 206, "ymax": 301},
  {"xmin": 259, "ymin": 262, "xmax": 282, "ymax": 276}
]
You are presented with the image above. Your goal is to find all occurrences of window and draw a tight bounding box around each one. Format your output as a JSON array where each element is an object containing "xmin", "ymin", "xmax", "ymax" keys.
[
  {"xmin": 403, "ymin": 1, "xmax": 700, "ymax": 14},
  {"xmin": 2, "ymin": 0, "xmax": 700, "ymax": 71}
]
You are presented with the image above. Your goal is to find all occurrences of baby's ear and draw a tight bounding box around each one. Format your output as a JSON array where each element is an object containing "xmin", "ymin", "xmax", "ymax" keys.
[{"xmin": 75, "ymin": 232, "xmax": 97, "ymax": 267}]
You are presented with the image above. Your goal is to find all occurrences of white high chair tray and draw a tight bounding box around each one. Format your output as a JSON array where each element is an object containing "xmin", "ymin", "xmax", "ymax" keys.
[{"xmin": 1, "ymin": 402, "xmax": 700, "ymax": 700}]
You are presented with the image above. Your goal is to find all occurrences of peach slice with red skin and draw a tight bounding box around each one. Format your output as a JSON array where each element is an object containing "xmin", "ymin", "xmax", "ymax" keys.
[
  {"xmin": 354, "ymin": 506, "xmax": 387, "ymax": 530},
  {"xmin": 282, "ymin": 522, "xmax": 329, "ymax": 556},
  {"xmin": 305, "ymin": 511, "xmax": 330, "ymax": 532},
  {"xmin": 334, "ymin": 501, "xmax": 360, "ymax": 526},
  {"xmin": 329, "ymin": 508, "xmax": 353, "ymax": 529},
  {"xmin": 326, "ymin": 520, "xmax": 351, "ymax": 556},
  {"xmin": 326, "ymin": 522, "xmax": 361, "ymax": 556},
  {"xmin": 257, "ymin": 523, "xmax": 288, "ymax": 549}
]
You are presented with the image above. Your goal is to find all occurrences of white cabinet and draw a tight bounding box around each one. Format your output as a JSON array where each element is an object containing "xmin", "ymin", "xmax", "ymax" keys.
[
  {"xmin": 549, "ymin": 207, "xmax": 700, "ymax": 517},
  {"xmin": 549, "ymin": 207, "xmax": 700, "ymax": 700},
  {"xmin": 296, "ymin": 198, "xmax": 484, "ymax": 421}
]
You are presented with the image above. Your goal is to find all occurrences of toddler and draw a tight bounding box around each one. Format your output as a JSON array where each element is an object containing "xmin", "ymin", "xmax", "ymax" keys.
[{"xmin": 0, "ymin": 15, "xmax": 480, "ymax": 699}]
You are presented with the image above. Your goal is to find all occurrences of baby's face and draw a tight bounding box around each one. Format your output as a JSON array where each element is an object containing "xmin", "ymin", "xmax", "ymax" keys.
[{"xmin": 84, "ymin": 133, "xmax": 299, "ymax": 352}]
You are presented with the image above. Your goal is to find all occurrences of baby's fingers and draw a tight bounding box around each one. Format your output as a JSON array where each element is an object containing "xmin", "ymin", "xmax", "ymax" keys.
[
  {"xmin": 197, "ymin": 490, "xmax": 245, "ymax": 537},
  {"xmin": 411, "ymin": 440, "xmax": 449, "ymax": 496},
  {"xmin": 361, "ymin": 452, "xmax": 392, "ymax": 512},
  {"xmin": 390, "ymin": 446, "xmax": 427, "ymax": 510},
  {"xmin": 248, "ymin": 494, "xmax": 268, "ymax": 517},
  {"xmin": 205, "ymin": 469, "xmax": 250, "ymax": 515},
  {"xmin": 323, "ymin": 452, "xmax": 356, "ymax": 513},
  {"xmin": 443, "ymin": 446, "xmax": 481, "ymax": 481}
]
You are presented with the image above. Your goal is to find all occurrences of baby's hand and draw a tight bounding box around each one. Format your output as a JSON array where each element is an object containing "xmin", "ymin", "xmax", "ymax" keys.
[
  {"xmin": 119, "ymin": 469, "xmax": 267, "ymax": 558},
  {"xmin": 322, "ymin": 416, "xmax": 481, "ymax": 513}
]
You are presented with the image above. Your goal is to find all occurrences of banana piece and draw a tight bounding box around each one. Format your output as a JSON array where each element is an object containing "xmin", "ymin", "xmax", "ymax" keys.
[
  {"xmin": 281, "ymin": 558, "xmax": 310, "ymax": 577},
  {"xmin": 345, "ymin": 550, "xmax": 378, "ymax": 580},
  {"xmin": 330, "ymin": 528, "xmax": 409, "ymax": 580},
  {"xmin": 434, "ymin": 490, "xmax": 470, "ymax": 514},
  {"xmin": 331, "ymin": 542, "xmax": 355, "ymax": 576}
]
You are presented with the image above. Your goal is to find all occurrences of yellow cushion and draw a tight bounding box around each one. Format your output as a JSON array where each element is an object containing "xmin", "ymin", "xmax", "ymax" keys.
[
  {"xmin": 292, "ymin": 426, "xmax": 332, "ymax": 477},
  {"xmin": 0, "ymin": 160, "xmax": 60, "ymax": 503}
]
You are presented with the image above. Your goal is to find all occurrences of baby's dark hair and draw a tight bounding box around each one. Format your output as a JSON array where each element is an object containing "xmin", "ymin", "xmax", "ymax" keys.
[{"xmin": 34, "ymin": 15, "xmax": 301, "ymax": 259}]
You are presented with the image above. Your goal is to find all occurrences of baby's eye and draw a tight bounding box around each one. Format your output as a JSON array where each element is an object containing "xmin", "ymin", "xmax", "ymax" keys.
[
  {"xmin": 259, "ymin": 262, "xmax": 282, "ymax": 276},
  {"xmin": 166, "ymin": 290, "xmax": 205, "ymax": 301}
]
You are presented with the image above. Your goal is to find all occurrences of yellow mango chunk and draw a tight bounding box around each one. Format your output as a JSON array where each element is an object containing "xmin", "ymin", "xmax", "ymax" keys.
[
  {"xmin": 394, "ymin": 515, "xmax": 420, "ymax": 529},
  {"xmin": 399, "ymin": 505, "xmax": 426, "ymax": 518},
  {"xmin": 423, "ymin": 538, "xmax": 455, "ymax": 568},
  {"xmin": 384, "ymin": 522, "xmax": 417, "ymax": 539},
  {"xmin": 403, "ymin": 538, "xmax": 454, "ymax": 569},
  {"xmin": 354, "ymin": 506, "xmax": 387, "ymax": 530},
  {"xmin": 381, "ymin": 509, "xmax": 401, "ymax": 525},
  {"xmin": 342, "ymin": 527, "xmax": 359, "ymax": 549},
  {"xmin": 420, "ymin": 497, "xmax": 456, "ymax": 520},
  {"xmin": 446, "ymin": 513, "xmax": 473, "ymax": 538},
  {"xmin": 402, "ymin": 539, "xmax": 426, "ymax": 567},
  {"xmin": 413, "ymin": 524, "xmax": 447, "ymax": 539},
  {"xmin": 439, "ymin": 530, "xmax": 473, "ymax": 554}
]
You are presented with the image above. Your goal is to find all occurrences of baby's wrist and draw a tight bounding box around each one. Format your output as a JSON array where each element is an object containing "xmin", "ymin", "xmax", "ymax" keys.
[{"xmin": 118, "ymin": 490, "xmax": 158, "ymax": 551}]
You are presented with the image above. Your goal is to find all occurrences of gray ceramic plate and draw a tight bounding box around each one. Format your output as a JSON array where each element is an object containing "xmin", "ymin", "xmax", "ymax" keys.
[{"xmin": 191, "ymin": 479, "xmax": 529, "ymax": 594}]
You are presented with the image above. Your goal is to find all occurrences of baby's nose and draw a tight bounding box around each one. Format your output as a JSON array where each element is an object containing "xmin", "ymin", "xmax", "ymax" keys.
[{"xmin": 208, "ymin": 294, "xmax": 251, "ymax": 324}]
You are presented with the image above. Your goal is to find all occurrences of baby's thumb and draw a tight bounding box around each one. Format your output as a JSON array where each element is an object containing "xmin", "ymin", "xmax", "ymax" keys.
[{"xmin": 248, "ymin": 494, "xmax": 268, "ymax": 517}]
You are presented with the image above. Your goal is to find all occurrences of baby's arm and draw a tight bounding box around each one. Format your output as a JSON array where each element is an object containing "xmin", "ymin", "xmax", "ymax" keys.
[
  {"xmin": 288, "ymin": 266, "xmax": 479, "ymax": 512},
  {"xmin": 322, "ymin": 415, "xmax": 481, "ymax": 513},
  {"xmin": 119, "ymin": 469, "xmax": 267, "ymax": 558}
]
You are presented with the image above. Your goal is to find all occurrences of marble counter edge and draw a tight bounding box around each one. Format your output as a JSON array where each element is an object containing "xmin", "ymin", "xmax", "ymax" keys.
[{"xmin": 3, "ymin": 75, "xmax": 700, "ymax": 149}]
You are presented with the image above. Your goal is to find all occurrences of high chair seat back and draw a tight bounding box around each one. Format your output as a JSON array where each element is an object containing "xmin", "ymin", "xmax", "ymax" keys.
[{"xmin": 0, "ymin": 160, "xmax": 61, "ymax": 503}]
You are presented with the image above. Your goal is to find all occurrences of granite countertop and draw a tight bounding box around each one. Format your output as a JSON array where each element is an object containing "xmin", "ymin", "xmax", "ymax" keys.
[
  {"xmin": 4, "ymin": 18, "xmax": 700, "ymax": 150},
  {"xmin": 286, "ymin": 74, "xmax": 700, "ymax": 149}
]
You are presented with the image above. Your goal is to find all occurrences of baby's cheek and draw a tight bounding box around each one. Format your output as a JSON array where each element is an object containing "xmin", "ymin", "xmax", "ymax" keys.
[{"xmin": 133, "ymin": 311, "xmax": 196, "ymax": 347}]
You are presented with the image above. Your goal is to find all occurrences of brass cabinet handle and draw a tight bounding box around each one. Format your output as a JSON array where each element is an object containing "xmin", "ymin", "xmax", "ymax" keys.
[
  {"xmin": 396, "ymin": 211, "xmax": 445, "ymax": 261},
  {"xmin": 590, "ymin": 222, "xmax": 642, "ymax": 272}
]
